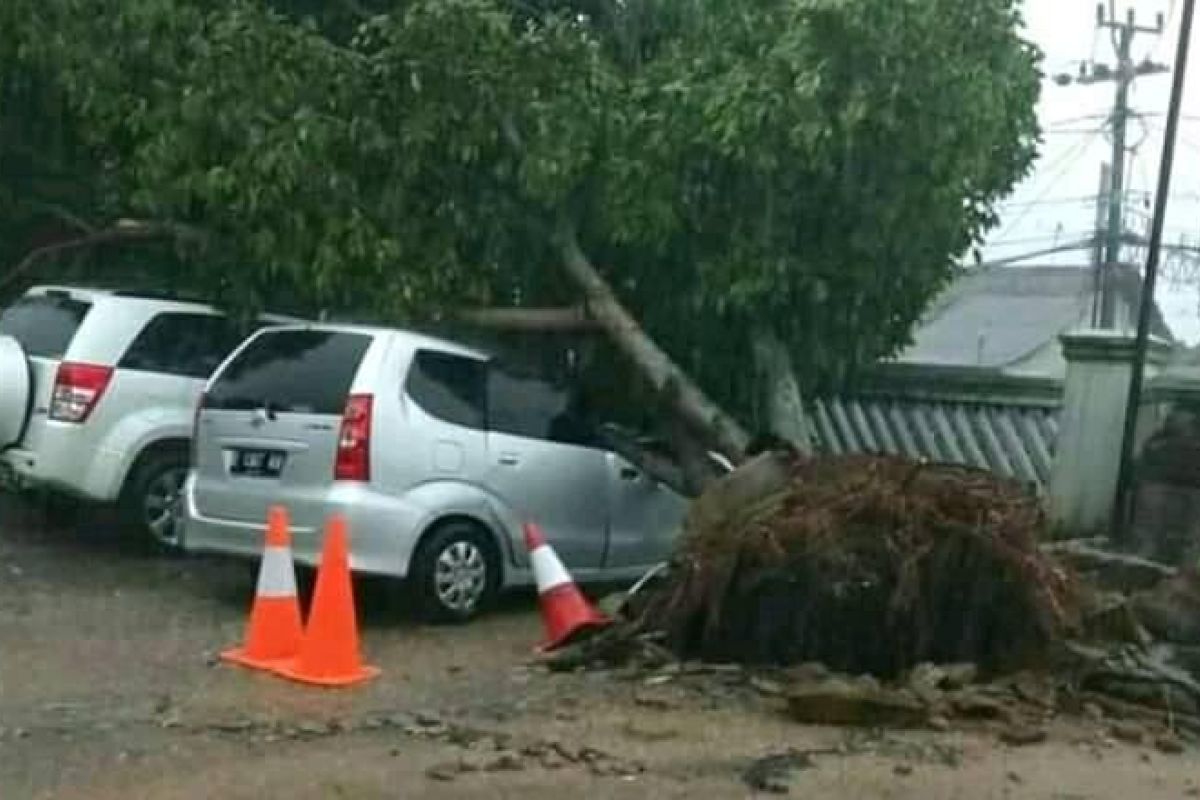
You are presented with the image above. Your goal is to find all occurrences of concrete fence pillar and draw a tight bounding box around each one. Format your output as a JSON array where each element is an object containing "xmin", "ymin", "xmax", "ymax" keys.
[{"xmin": 1048, "ymin": 330, "xmax": 1171, "ymax": 535}]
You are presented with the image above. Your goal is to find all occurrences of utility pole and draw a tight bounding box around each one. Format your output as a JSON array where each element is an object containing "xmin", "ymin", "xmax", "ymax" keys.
[
  {"xmin": 1091, "ymin": 163, "xmax": 1112, "ymax": 326},
  {"xmin": 1113, "ymin": 0, "xmax": 1197, "ymax": 543},
  {"xmin": 1054, "ymin": 6, "xmax": 1168, "ymax": 325},
  {"xmin": 1091, "ymin": 3, "xmax": 1167, "ymax": 327}
]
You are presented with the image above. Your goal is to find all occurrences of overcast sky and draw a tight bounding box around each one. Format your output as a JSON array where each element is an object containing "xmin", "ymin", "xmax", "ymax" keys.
[{"xmin": 983, "ymin": 0, "xmax": 1200, "ymax": 341}]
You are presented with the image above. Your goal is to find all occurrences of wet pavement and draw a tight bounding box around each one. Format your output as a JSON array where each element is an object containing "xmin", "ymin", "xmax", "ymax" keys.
[{"xmin": 2, "ymin": 494, "xmax": 1199, "ymax": 799}]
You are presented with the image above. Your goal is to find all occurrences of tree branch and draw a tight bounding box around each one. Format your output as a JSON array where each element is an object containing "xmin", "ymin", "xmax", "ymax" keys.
[
  {"xmin": 31, "ymin": 203, "xmax": 97, "ymax": 235},
  {"xmin": 454, "ymin": 305, "xmax": 600, "ymax": 332},
  {"xmin": 0, "ymin": 220, "xmax": 207, "ymax": 294},
  {"xmin": 339, "ymin": 0, "xmax": 374, "ymax": 20}
]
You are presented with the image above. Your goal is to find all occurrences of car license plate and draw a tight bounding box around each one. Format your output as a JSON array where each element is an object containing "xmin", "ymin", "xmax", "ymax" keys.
[{"xmin": 231, "ymin": 449, "xmax": 286, "ymax": 478}]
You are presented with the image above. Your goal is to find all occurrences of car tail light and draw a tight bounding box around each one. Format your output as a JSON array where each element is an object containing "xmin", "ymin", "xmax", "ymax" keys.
[
  {"xmin": 50, "ymin": 362, "xmax": 113, "ymax": 423},
  {"xmin": 334, "ymin": 394, "xmax": 373, "ymax": 482}
]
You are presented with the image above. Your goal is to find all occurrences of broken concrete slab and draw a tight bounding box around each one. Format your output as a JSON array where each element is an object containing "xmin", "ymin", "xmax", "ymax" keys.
[{"xmin": 786, "ymin": 677, "xmax": 929, "ymax": 728}]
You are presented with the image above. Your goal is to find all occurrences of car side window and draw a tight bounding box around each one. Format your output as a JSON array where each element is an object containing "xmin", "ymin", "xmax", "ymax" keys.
[
  {"xmin": 487, "ymin": 364, "xmax": 598, "ymax": 448},
  {"xmin": 119, "ymin": 313, "xmax": 255, "ymax": 379},
  {"xmin": 405, "ymin": 350, "xmax": 487, "ymax": 429}
]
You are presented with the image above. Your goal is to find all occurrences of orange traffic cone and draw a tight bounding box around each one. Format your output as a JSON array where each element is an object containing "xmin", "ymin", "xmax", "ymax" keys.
[
  {"xmin": 274, "ymin": 515, "xmax": 379, "ymax": 687},
  {"xmin": 222, "ymin": 506, "xmax": 304, "ymax": 671},
  {"xmin": 524, "ymin": 522, "xmax": 609, "ymax": 651}
]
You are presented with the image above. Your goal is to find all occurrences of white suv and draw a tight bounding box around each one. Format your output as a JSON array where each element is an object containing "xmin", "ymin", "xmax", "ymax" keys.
[{"xmin": 0, "ymin": 285, "xmax": 280, "ymax": 547}]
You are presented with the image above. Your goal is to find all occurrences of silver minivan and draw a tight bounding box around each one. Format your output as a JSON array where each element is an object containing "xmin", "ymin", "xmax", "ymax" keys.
[{"xmin": 182, "ymin": 324, "xmax": 687, "ymax": 621}]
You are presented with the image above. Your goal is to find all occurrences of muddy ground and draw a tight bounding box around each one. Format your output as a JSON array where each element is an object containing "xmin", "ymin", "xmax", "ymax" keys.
[{"xmin": 1, "ymin": 496, "xmax": 1199, "ymax": 799}]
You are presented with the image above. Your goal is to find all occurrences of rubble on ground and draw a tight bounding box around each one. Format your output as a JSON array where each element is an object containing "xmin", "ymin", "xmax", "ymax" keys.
[
  {"xmin": 1043, "ymin": 540, "xmax": 1175, "ymax": 593},
  {"xmin": 1132, "ymin": 568, "xmax": 1200, "ymax": 645},
  {"xmin": 544, "ymin": 452, "xmax": 1200, "ymax": 746}
]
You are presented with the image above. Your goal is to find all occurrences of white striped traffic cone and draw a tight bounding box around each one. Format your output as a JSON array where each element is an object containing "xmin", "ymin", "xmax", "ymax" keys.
[
  {"xmin": 221, "ymin": 506, "xmax": 304, "ymax": 671},
  {"xmin": 524, "ymin": 522, "xmax": 609, "ymax": 651}
]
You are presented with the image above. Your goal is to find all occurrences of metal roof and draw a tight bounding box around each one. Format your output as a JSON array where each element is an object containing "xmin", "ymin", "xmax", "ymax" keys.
[{"xmin": 898, "ymin": 265, "xmax": 1172, "ymax": 369}]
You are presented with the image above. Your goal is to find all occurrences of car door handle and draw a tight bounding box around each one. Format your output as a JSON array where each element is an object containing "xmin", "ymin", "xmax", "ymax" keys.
[
  {"xmin": 619, "ymin": 466, "xmax": 640, "ymax": 481},
  {"xmin": 498, "ymin": 453, "xmax": 520, "ymax": 466}
]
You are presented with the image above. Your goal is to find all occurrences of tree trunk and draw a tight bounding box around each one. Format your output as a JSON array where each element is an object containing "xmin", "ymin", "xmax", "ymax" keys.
[
  {"xmin": 752, "ymin": 327, "xmax": 814, "ymax": 455},
  {"xmin": 554, "ymin": 227, "xmax": 751, "ymax": 465}
]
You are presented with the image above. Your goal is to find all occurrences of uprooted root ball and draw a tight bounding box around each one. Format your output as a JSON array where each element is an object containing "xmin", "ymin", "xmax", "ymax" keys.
[{"xmin": 643, "ymin": 455, "xmax": 1080, "ymax": 677}]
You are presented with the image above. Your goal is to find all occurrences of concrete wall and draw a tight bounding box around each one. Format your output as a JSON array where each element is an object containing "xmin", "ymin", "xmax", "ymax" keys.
[
  {"xmin": 1045, "ymin": 331, "xmax": 1170, "ymax": 535},
  {"xmin": 821, "ymin": 331, "xmax": 1181, "ymax": 541}
]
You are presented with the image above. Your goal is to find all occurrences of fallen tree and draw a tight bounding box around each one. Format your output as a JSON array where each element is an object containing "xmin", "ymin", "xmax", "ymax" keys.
[
  {"xmin": 639, "ymin": 454, "xmax": 1080, "ymax": 676},
  {"xmin": 541, "ymin": 454, "xmax": 1200, "ymax": 747},
  {"xmin": 2, "ymin": 0, "xmax": 1042, "ymax": 476}
]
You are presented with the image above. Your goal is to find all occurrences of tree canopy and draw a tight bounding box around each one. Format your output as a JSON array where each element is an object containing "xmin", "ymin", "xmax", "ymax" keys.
[{"xmin": 1, "ymin": 0, "xmax": 1041, "ymax": 453}]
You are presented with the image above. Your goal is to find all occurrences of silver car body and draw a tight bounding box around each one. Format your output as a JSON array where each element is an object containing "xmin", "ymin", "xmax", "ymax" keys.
[
  {"xmin": 0, "ymin": 286, "xmax": 271, "ymax": 503},
  {"xmin": 182, "ymin": 323, "xmax": 688, "ymax": 588}
]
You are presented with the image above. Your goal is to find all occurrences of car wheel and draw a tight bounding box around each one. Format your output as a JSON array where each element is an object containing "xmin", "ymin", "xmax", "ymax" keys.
[
  {"xmin": 410, "ymin": 522, "xmax": 500, "ymax": 624},
  {"xmin": 122, "ymin": 450, "xmax": 189, "ymax": 553}
]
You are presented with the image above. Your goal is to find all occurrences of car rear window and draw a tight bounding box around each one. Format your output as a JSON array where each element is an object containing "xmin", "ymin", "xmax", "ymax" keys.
[
  {"xmin": 0, "ymin": 293, "xmax": 92, "ymax": 358},
  {"xmin": 203, "ymin": 329, "xmax": 371, "ymax": 415}
]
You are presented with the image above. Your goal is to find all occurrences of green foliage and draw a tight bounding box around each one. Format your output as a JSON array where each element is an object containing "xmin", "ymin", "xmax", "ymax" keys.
[{"xmin": 1, "ymin": 0, "xmax": 1040, "ymax": 411}]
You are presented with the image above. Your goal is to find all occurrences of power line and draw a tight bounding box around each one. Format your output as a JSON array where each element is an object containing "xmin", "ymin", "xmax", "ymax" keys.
[
  {"xmin": 1145, "ymin": 0, "xmax": 1179, "ymax": 61},
  {"xmin": 988, "ymin": 231, "xmax": 1103, "ymax": 248},
  {"xmin": 997, "ymin": 194, "xmax": 1105, "ymax": 208},
  {"xmin": 1045, "ymin": 113, "xmax": 1114, "ymax": 128},
  {"xmin": 996, "ymin": 192, "xmax": 1153, "ymax": 215},
  {"xmin": 1045, "ymin": 128, "xmax": 1112, "ymax": 135},
  {"xmin": 993, "ymin": 129, "xmax": 1104, "ymax": 243},
  {"xmin": 973, "ymin": 239, "xmax": 1097, "ymax": 269}
]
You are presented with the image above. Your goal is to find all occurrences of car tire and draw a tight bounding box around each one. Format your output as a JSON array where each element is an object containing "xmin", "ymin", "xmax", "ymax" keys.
[
  {"xmin": 409, "ymin": 521, "xmax": 501, "ymax": 624},
  {"xmin": 121, "ymin": 448, "xmax": 189, "ymax": 553}
]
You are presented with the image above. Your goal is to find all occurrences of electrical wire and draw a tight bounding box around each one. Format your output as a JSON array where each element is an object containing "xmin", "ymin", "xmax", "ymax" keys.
[
  {"xmin": 986, "ymin": 232, "xmax": 1101, "ymax": 249},
  {"xmin": 1166, "ymin": 126, "xmax": 1200, "ymax": 159},
  {"xmin": 992, "ymin": 128, "xmax": 1105, "ymax": 243},
  {"xmin": 1145, "ymin": 0, "xmax": 1178, "ymax": 62},
  {"xmin": 1134, "ymin": 139, "xmax": 1155, "ymax": 208},
  {"xmin": 1046, "ymin": 128, "xmax": 1113, "ymax": 135},
  {"xmin": 973, "ymin": 239, "xmax": 1097, "ymax": 269},
  {"xmin": 997, "ymin": 194, "xmax": 1104, "ymax": 209},
  {"xmin": 1045, "ymin": 113, "xmax": 1113, "ymax": 128}
]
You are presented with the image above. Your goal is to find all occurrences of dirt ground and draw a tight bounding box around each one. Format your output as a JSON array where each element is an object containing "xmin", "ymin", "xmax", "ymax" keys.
[{"xmin": 2, "ymin": 496, "xmax": 1199, "ymax": 799}]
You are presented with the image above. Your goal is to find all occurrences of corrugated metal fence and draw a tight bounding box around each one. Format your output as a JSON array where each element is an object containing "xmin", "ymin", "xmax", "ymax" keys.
[{"xmin": 808, "ymin": 396, "xmax": 1062, "ymax": 490}]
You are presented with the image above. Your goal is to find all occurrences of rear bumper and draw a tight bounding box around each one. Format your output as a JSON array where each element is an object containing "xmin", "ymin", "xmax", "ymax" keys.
[
  {"xmin": 181, "ymin": 475, "xmax": 426, "ymax": 578},
  {"xmin": 0, "ymin": 432, "xmax": 124, "ymax": 502}
]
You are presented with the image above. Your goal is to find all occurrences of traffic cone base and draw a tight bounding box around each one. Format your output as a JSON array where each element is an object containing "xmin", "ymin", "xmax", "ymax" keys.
[
  {"xmin": 222, "ymin": 507, "xmax": 303, "ymax": 673},
  {"xmin": 537, "ymin": 582, "xmax": 609, "ymax": 652},
  {"xmin": 272, "ymin": 660, "xmax": 381, "ymax": 687},
  {"xmin": 524, "ymin": 522, "xmax": 610, "ymax": 652},
  {"xmin": 221, "ymin": 597, "xmax": 303, "ymax": 671},
  {"xmin": 273, "ymin": 516, "xmax": 378, "ymax": 688}
]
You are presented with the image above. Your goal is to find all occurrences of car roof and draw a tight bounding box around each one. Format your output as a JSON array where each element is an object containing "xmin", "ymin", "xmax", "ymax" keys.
[
  {"xmin": 255, "ymin": 322, "xmax": 490, "ymax": 361},
  {"xmin": 25, "ymin": 284, "xmax": 220, "ymax": 313},
  {"xmin": 23, "ymin": 285, "xmax": 303, "ymax": 322}
]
